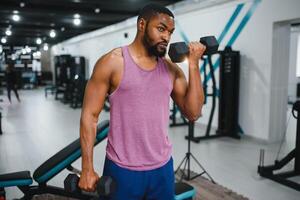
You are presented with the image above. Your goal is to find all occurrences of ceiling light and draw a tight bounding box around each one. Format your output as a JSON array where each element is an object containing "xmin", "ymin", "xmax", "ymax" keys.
[
  {"xmin": 5, "ymin": 30, "xmax": 12, "ymax": 36},
  {"xmin": 61, "ymin": 27, "xmax": 65, "ymax": 32},
  {"xmin": 20, "ymin": 2, "xmax": 25, "ymax": 7},
  {"xmin": 74, "ymin": 14, "xmax": 80, "ymax": 18},
  {"xmin": 36, "ymin": 38, "xmax": 42, "ymax": 45},
  {"xmin": 49, "ymin": 30, "xmax": 56, "ymax": 38},
  {"xmin": 94, "ymin": 8, "xmax": 100, "ymax": 13},
  {"xmin": 36, "ymin": 51, "xmax": 41, "ymax": 57},
  {"xmin": 50, "ymin": 23, "xmax": 55, "ymax": 27},
  {"xmin": 1, "ymin": 38, "xmax": 7, "ymax": 44},
  {"xmin": 73, "ymin": 18, "xmax": 81, "ymax": 26},
  {"xmin": 13, "ymin": 10, "xmax": 19, "ymax": 14},
  {"xmin": 12, "ymin": 14, "xmax": 20, "ymax": 22},
  {"xmin": 43, "ymin": 44, "xmax": 49, "ymax": 51}
]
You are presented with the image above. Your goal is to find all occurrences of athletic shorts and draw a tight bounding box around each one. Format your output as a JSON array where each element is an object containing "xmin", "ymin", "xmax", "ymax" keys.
[{"xmin": 102, "ymin": 157, "xmax": 175, "ymax": 200}]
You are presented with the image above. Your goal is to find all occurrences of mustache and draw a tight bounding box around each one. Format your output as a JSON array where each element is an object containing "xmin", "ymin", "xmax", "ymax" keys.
[{"xmin": 156, "ymin": 41, "xmax": 168, "ymax": 46}]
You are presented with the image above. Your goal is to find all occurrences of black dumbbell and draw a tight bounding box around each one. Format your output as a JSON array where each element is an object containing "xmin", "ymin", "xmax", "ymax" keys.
[
  {"xmin": 64, "ymin": 173, "xmax": 116, "ymax": 197},
  {"xmin": 168, "ymin": 36, "xmax": 219, "ymax": 63}
]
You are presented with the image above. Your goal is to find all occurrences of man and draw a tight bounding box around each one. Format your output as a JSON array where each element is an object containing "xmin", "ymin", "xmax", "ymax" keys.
[
  {"xmin": 79, "ymin": 4, "xmax": 206, "ymax": 200},
  {"xmin": 5, "ymin": 62, "xmax": 21, "ymax": 103}
]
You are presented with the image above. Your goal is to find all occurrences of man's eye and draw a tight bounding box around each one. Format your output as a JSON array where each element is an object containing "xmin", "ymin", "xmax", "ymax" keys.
[{"xmin": 158, "ymin": 27, "xmax": 164, "ymax": 32}]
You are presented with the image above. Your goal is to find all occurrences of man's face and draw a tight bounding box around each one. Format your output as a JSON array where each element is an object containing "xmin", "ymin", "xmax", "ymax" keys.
[{"xmin": 142, "ymin": 13, "xmax": 175, "ymax": 57}]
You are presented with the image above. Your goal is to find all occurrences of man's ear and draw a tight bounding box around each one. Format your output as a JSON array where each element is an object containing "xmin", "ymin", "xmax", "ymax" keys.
[{"xmin": 138, "ymin": 18, "xmax": 147, "ymax": 32}]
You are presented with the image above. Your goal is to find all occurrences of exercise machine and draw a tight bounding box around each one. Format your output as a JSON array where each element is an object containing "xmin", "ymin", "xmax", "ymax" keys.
[
  {"xmin": 0, "ymin": 121, "xmax": 109, "ymax": 200},
  {"xmin": 258, "ymin": 101, "xmax": 300, "ymax": 191},
  {"xmin": 187, "ymin": 46, "xmax": 241, "ymax": 143}
]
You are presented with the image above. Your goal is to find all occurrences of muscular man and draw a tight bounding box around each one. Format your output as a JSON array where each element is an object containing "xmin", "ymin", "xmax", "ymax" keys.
[{"xmin": 79, "ymin": 4, "xmax": 206, "ymax": 200}]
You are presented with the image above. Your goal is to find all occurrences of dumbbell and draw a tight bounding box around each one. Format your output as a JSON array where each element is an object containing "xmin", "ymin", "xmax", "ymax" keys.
[
  {"xmin": 168, "ymin": 36, "xmax": 219, "ymax": 63},
  {"xmin": 64, "ymin": 173, "xmax": 116, "ymax": 197}
]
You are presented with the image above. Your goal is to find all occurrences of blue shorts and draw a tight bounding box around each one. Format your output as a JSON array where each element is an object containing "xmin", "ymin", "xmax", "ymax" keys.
[{"xmin": 102, "ymin": 157, "xmax": 175, "ymax": 200}]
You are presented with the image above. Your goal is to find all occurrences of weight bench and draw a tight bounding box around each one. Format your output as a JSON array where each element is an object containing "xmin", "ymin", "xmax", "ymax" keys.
[{"xmin": 0, "ymin": 120, "xmax": 195, "ymax": 200}]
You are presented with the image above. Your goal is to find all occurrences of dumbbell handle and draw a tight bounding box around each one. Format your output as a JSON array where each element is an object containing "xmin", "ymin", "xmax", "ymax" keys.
[
  {"xmin": 65, "ymin": 174, "xmax": 115, "ymax": 197},
  {"xmin": 66, "ymin": 174, "xmax": 98, "ymax": 195}
]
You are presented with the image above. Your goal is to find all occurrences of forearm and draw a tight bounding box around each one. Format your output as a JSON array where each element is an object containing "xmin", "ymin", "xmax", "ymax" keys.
[
  {"xmin": 183, "ymin": 63, "xmax": 205, "ymax": 120},
  {"xmin": 80, "ymin": 112, "xmax": 98, "ymax": 172}
]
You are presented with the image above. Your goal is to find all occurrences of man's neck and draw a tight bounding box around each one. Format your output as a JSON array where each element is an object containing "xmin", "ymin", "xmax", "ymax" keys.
[{"xmin": 129, "ymin": 39, "xmax": 157, "ymax": 61}]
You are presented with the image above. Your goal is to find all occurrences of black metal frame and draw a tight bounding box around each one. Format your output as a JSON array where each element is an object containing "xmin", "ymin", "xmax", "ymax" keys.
[
  {"xmin": 1, "ymin": 164, "xmax": 98, "ymax": 200},
  {"xmin": 187, "ymin": 49, "xmax": 240, "ymax": 143},
  {"xmin": 258, "ymin": 101, "xmax": 300, "ymax": 191},
  {"xmin": 0, "ymin": 112, "xmax": 2, "ymax": 135},
  {"xmin": 18, "ymin": 184, "xmax": 96, "ymax": 200}
]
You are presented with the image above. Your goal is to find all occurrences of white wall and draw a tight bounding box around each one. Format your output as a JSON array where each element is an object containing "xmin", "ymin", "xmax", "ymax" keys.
[{"xmin": 51, "ymin": 0, "xmax": 300, "ymax": 142}]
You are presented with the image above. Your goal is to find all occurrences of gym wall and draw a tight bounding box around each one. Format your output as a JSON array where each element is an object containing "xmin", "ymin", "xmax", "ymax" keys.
[{"xmin": 51, "ymin": 0, "xmax": 300, "ymax": 142}]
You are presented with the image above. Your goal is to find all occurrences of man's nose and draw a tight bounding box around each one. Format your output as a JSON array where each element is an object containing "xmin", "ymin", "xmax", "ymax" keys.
[{"xmin": 162, "ymin": 32, "xmax": 171, "ymax": 43}]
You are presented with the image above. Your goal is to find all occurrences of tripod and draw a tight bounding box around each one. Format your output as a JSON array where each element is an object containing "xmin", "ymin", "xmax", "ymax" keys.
[{"xmin": 175, "ymin": 121, "xmax": 215, "ymax": 183}]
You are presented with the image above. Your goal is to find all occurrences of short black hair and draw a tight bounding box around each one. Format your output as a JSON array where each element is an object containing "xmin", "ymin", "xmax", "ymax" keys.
[{"xmin": 137, "ymin": 4, "xmax": 174, "ymax": 22}]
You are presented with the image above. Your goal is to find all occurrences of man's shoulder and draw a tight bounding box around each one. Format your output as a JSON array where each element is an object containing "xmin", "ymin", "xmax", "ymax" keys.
[
  {"xmin": 92, "ymin": 47, "xmax": 124, "ymax": 78},
  {"xmin": 95, "ymin": 47, "xmax": 123, "ymax": 68},
  {"xmin": 162, "ymin": 57, "xmax": 180, "ymax": 75},
  {"xmin": 101, "ymin": 47, "xmax": 123, "ymax": 62},
  {"xmin": 110, "ymin": 47, "xmax": 123, "ymax": 58}
]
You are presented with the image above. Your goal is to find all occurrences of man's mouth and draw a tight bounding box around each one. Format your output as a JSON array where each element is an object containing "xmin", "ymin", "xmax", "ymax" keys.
[{"xmin": 158, "ymin": 43, "xmax": 168, "ymax": 49}]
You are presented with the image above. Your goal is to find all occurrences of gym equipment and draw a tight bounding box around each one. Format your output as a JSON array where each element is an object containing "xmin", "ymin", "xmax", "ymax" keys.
[
  {"xmin": 0, "ymin": 121, "xmax": 109, "ymax": 200},
  {"xmin": 54, "ymin": 54, "xmax": 72, "ymax": 101},
  {"xmin": 53, "ymin": 55, "xmax": 87, "ymax": 108},
  {"xmin": 70, "ymin": 56, "xmax": 87, "ymax": 108},
  {"xmin": 174, "ymin": 182, "xmax": 195, "ymax": 200},
  {"xmin": 64, "ymin": 173, "xmax": 116, "ymax": 197},
  {"xmin": 0, "ymin": 112, "xmax": 2, "ymax": 135},
  {"xmin": 188, "ymin": 46, "xmax": 240, "ymax": 143},
  {"xmin": 217, "ymin": 46, "xmax": 240, "ymax": 139},
  {"xmin": 258, "ymin": 101, "xmax": 300, "ymax": 191},
  {"xmin": 0, "ymin": 120, "xmax": 196, "ymax": 200},
  {"xmin": 168, "ymin": 36, "xmax": 219, "ymax": 63}
]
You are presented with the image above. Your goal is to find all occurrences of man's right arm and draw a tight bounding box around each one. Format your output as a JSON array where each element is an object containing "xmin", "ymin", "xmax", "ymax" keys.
[{"xmin": 79, "ymin": 53, "xmax": 113, "ymax": 192}]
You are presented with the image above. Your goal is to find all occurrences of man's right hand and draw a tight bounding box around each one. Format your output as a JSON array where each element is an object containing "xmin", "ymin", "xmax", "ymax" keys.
[{"xmin": 78, "ymin": 170, "xmax": 100, "ymax": 192}]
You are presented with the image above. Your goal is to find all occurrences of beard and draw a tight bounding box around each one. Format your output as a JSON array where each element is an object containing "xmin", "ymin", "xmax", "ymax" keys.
[{"xmin": 143, "ymin": 24, "xmax": 167, "ymax": 57}]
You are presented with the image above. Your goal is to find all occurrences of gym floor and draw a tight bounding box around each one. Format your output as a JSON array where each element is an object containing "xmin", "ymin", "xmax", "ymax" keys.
[{"xmin": 0, "ymin": 89, "xmax": 299, "ymax": 200}]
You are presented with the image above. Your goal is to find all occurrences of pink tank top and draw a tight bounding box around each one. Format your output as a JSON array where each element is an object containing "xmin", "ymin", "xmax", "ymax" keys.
[{"xmin": 106, "ymin": 46, "xmax": 173, "ymax": 171}]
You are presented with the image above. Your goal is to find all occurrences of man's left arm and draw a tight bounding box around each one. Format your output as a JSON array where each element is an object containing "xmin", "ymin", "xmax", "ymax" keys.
[{"xmin": 169, "ymin": 42, "xmax": 206, "ymax": 121}]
